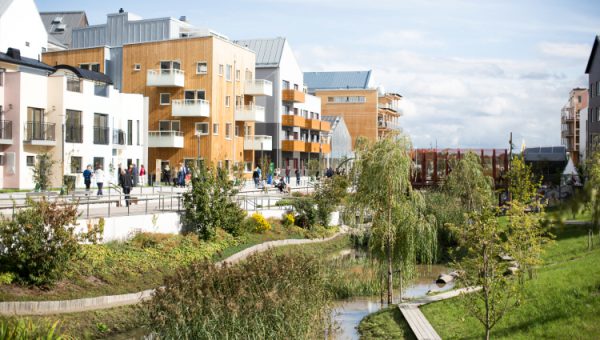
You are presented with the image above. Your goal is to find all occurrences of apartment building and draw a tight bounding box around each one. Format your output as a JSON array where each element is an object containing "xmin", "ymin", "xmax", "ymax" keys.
[
  {"xmin": 585, "ymin": 35, "xmax": 600, "ymax": 158},
  {"xmin": 234, "ymin": 38, "xmax": 331, "ymax": 171},
  {"xmin": 43, "ymin": 10, "xmax": 273, "ymax": 179},
  {"xmin": 560, "ymin": 88, "xmax": 588, "ymax": 166},
  {"xmin": 304, "ymin": 70, "xmax": 402, "ymax": 148},
  {"xmin": 321, "ymin": 116, "xmax": 352, "ymax": 168}
]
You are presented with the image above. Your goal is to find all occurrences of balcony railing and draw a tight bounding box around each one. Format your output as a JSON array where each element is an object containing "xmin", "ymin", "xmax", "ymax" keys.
[
  {"xmin": 235, "ymin": 104, "xmax": 265, "ymax": 122},
  {"xmin": 65, "ymin": 125, "xmax": 83, "ymax": 143},
  {"xmin": 172, "ymin": 99, "xmax": 210, "ymax": 117},
  {"xmin": 244, "ymin": 135, "xmax": 273, "ymax": 151},
  {"xmin": 147, "ymin": 130, "xmax": 184, "ymax": 148},
  {"xmin": 147, "ymin": 69, "xmax": 185, "ymax": 87},
  {"xmin": 0, "ymin": 120, "xmax": 12, "ymax": 143},
  {"xmin": 282, "ymin": 89, "xmax": 305, "ymax": 103},
  {"xmin": 244, "ymin": 79, "xmax": 273, "ymax": 96},
  {"xmin": 113, "ymin": 129, "xmax": 126, "ymax": 145},
  {"xmin": 24, "ymin": 122, "xmax": 56, "ymax": 145},
  {"xmin": 93, "ymin": 126, "xmax": 110, "ymax": 145}
]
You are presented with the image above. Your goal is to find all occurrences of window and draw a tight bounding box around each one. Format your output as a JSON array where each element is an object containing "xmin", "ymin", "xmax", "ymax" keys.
[
  {"xmin": 236, "ymin": 69, "xmax": 240, "ymax": 81},
  {"xmin": 225, "ymin": 65, "xmax": 232, "ymax": 81},
  {"xmin": 93, "ymin": 113, "xmax": 109, "ymax": 145},
  {"xmin": 0, "ymin": 69, "xmax": 3, "ymax": 86},
  {"xmin": 597, "ymin": 81, "xmax": 600, "ymax": 96},
  {"xmin": 235, "ymin": 125, "xmax": 240, "ymax": 137},
  {"xmin": 160, "ymin": 61, "xmax": 180, "ymax": 71},
  {"xmin": 79, "ymin": 63, "xmax": 100, "ymax": 72},
  {"xmin": 66, "ymin": 75, "xmax": 81, "ymax": 92},
  {"xmin": 225, "ymin": 123, "xmax": 232, "ymax": 139},
  {"xmin": 134, "ymin": 64, "xmax": 141, "ymax": 71},
  {"xmin": 25, "ymin": 42, "xmax": 30, "ymax": 47},
  {"xmin": 136, "ymin": 120, "xmax": 140, "ymax": 145},
  {"xmin": 127, "ymin": 120, "xmax": 133, "ymax": 145},
  {"xmin": 245, "ymin": 125, "xmax": 252, "ymax": 136},
  {"xmin": 26, "ymin": 156, "xmax": 35, "ymax": 166},
  {"xmin": 218, "ymin": 64, "xmax": 224, "ymax": 76},
  {"xmin": 245, "ymin": 69, "xmax": 252, "ymax": 80},
  {"xmin": 159, "ymin": 120, "xmax": 180, "ymax": 131},
  {"xmin": 213, "ymin": 123, "xmax": 219, "ymax": 135},
  {"xmin": 160, "ymin": 93, "xmax": 171, "ymax": 105},
  {"xmin": 195, "ymin": 122, "xmax": 209, "ymax": 135},
  {"xmin": 70, "ymin": 156, "xmax": 82, "ymax": 174},
  {"xmin": 93, "ymin": 157, "xmax": 104, "ymax": 170},
  {"xmin": 235, "ymin": 96, "xmax": 243, "ymax": 108},
  {"xmin": 578, "ymin": 96, "xmax": 582, "ymax": 103},
  {"xmin": 196, "ymin": 62, "xmax": 208, "ymax": 74},
  {"xmin": 184, "ymin": 90, "xmax": 206, "ymax": 101},
  {"xmin": 327, "ymin": 96, "xmax": 366, "ymax": 103},
  {"xmin": 225, "ymin": 96, "xmax": 230, "ymax": 107},
  {"xmin": 65, "ymin": 110, "xmax": 82, "ymax": 143}
]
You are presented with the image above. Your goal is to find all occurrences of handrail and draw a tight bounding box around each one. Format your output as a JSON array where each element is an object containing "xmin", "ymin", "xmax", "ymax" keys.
[
  {"xmin": 172, "ymin": 99, "xmax": 209, "ymax": 106},
  {"xmin": 148, "ymin": 68, "xmax": 185, "ymax": 76},
  {"xmin": 148, "ymin": 130, "xmax": 183, "ymax": 137}
]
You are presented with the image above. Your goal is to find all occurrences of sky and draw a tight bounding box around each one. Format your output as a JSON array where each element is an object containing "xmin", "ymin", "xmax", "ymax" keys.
[{"xmin": 37, "ymin": 0, "xmax": 600, "ymax": 149}]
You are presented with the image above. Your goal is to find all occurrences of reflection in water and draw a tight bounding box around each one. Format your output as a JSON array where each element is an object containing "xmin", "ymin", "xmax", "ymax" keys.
[{"xmin": 331, "ymin": 264, "xmax": 454, "ymax": 340}]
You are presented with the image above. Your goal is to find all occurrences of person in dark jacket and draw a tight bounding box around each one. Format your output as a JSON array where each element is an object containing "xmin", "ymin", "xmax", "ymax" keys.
[
  {"xmin": 295, "ymin": 168, "xmax": 301, "ymax": 186},
  {"xmin": 83, "ymin": 165, "xmax": 93, "ymax": 190},
  {"xmin": 285, "ymin": 167, "xmax": 290, "ymax": 184},
  {"xmin": 121, "ymin": 166, "xmax": 134, "ymax": 207}
]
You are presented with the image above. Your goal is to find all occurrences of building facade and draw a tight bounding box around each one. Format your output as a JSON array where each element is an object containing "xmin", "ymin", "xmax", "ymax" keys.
[
  {"xmin": 0, "ymin": 0, "xmax": 48, "ymax": 59},
  {"xmin": 560, "ymin": 88, "xmax": 588, "ymax": 166},
  {"xmin": 585, "ymin": 35, "xmax": 600, "ymax": 158},
  {"xmin": 303, "ymin": 70, "xmax": 402, "ymax": 148},
  {"xmin": 321, "ymin": 115, "xmax": 352, "ymax": 168},
  {"xmin": 234, "ymin": 38, "xmax": 331, "ymax": 171}
]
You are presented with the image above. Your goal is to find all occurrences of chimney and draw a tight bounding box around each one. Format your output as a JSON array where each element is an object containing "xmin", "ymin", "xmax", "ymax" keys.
[
  {"xmin": 179, "ymin": 16, "xmax": 187, "ymax": 22},
  {"xmin": 119, "ymin": 8, "xmax": 124, "ymax": 13},
  {"xmin": 6, "ymin": 48, "xmax": 21, "ymax": 60}
]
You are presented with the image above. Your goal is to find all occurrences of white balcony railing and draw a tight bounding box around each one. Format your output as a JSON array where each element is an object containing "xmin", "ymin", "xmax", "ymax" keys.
[
  {"xmin": 235, "ymin": 104, "xmax": 265, "ymax": 122},
  {"xmin": 147, "ymin": 69, "xmax": 185, "ymax": 87},
  {"xmin": 172, "ymin": 99, "xmax": 210, "ymax": 117},
  {"xmin": 147, "ymin": 130, "xmax": 184, "ymax": 148},
  {"xmin": 244, "ymin": 79, "xmax": 273, "ymax": 96},
  {"xmin": 244, "ymin": 135, "xmax": 273, "ymax": 151}
]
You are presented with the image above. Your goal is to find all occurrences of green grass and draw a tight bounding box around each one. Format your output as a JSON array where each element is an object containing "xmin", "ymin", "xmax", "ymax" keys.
[
  {"xmin": 358, "ymin": 306, "xmax": 416, "ymax": 340},
  {"xmin": 420, "ymin": 223, "xmax": 600, "ymax": 339}
]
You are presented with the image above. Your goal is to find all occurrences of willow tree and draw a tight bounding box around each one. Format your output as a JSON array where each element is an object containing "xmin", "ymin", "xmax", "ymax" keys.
[
  {"xmin": 443, "ymin": 152, "xmax": 493, "ymax": 212},
  {"xmin": 351, "ymin": 135, "xmax": 437, "ymax": 303}
]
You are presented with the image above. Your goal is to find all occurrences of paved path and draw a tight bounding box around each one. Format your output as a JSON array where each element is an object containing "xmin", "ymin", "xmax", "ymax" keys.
[
  {"xmin": 399, "ymin": 287, "xmax": 480, "ymax": 340},
  {"xmin": 0, "ymin": 230, "xmax": 347, "ymax": 316}
]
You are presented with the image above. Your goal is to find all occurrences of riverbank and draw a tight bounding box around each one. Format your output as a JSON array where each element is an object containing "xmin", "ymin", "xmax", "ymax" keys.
[{"xmin": 357, "ymin": 222, "xmax": 600, "ymax": 339}]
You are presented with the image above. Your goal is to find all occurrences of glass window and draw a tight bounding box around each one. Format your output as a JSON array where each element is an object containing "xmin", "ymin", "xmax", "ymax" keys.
[
  {"xmin": 26, "ymin": 155, "xmax": 35, "ymax": 166},
  {"xmin": 197, "ymin": 90, "xmax": 205, "ymax": 100},
  {"xmin": 236, "ymin": 69, "xmax": 240, "ymax": 81},
  {"xmin": 65, "ymin": 110, "xmax": 82, "ymax": 143},
  {"xmin": 235, "ymin": 125, "xmax": 240, "ymax": 137},
  {"xmin": 80, "ymin": 63, "xmax": 100, "ymax": 72},
  {"xmin": 225, "ymin": 96, "xmax": 230, "ymax": 107},
  {"xmin": 159, "ymin": 120, "xmax": 180, "ymax": 131},
  {"xmin": 70, "ymin": 156, "xmax": 82, "ymax": 173},
  {"xmin": 213, "ymin": 123, "xmax": 219, "ymax": 135},
  {"xmin": 196, "ymin": 62, "xmax": 208, "ymax": 74},
  {"xmin": 136, "ymin": 120, "xmax": 140, "ymax": 145},
  {"xmin": 160, "ymin": 61, "xmax": 170, "ymax": 70},
  {"xmin": 172, "ymin": 120, "xmax": 180, "ymax": 131},
  {"xmin": 245, "ymin": 69, "xmax": 252, "ymax": 80},
  {"xmin": 172, "ymin": 61, "xmax": 181, "ymax": 70},
  {"xmin": 225, "ymin": 65, "xmax": 232, "ymax": 81},
  {"xmin": 225, "ymin": 123, "xmax": 232, "ymax": 139},
  {"xmin": 160, "ymin": 93, "xmax": 170, "ymax": 105},
  {"xmin": 195, "ymin": 122, "xmax": 209, "ymax": 135},
  {"xmin": 127, "ymin": 120, "xmax": 133, "ymax": 145},
  {"xmin": 218, "ymin": 64, "xmax": 224, "ymax": 76},
  {"xmin": 134, "ymin": 64, "xmax": 141, "ymax": 71}
]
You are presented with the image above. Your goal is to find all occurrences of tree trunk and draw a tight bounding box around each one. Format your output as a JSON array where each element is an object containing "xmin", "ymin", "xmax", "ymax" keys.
[
  {"xmin": 387, "ymin": 236, "xmax": 393, "ymax": 304},
  {"xmin": 486, "ymin": 327, "xmax": 491, "ymax": 340}
]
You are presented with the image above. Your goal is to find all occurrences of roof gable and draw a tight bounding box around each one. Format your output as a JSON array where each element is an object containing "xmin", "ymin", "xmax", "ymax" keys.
[
  {"xmin": 234, "ymin": 38, "xmax": 285, "ymax": 67},
  {"xmin": 585, "ymin": 35, "xmax": 599, "ymax": 74}
]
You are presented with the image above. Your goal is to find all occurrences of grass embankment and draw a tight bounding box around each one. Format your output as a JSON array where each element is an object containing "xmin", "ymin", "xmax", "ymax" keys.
[{"xmin": 358, "ymin": 307, "xmax": 416, "ymax": 340}]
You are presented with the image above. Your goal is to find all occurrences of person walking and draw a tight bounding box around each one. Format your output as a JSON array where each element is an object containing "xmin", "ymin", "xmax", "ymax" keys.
[
  {"xmin": 252, "ymin": 167, "xmax": 260, "ymax": 188},
  {"xmin": 295, "ymin": 168, "xmax": 301, "ymax": 186},
  {"xmin": 95, "ymin": 164, "xmax": 105, "ymax": 195},
  {"xmin": 139, "ymin": 165, "xmax": 146, "ymax": 186},
  {"xmin": 164, "ymin": 164, "xmax": 171, "ymax": 185},
  {"xmin": 177, "ymin": 163, "xmax": 185, "ymax": 187},
  {"xmin": 121, "ymin": 165, "xmax": 134, "ymax": 207},
  {"xmin": 83, "ymin": 165, "xmax": 93, "ymax": 191},
  {"xmin": 285, "ymin": 167, "xmax": 290, "ymax": 184},
  {"xmin": 117, "ymin": 163, "xmax": 124, "ymax": 188},
  {"xmin": 132, "ymin": 163, "xmax": 139, "ymax": 187}
]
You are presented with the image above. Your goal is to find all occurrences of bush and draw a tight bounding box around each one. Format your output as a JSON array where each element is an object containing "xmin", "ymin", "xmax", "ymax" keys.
[
  {"xmin": 250, "ymin": 213, "xmax": 271, "ymax": 233},
  {"xmin": 0, "ymin": 199, "xmax": 83, "ymax": 286},
  {"xmin": 314, "ymin": 176, "xmax": 349, "ymax": 227},
  {"xmin": 282, "ymin": 213, "xmax": 295, "ymax": 228},
  {"xmin": 0, "ymin": 272, "xmax": 15, "ymax": 285},
  {"xmin": 0, "ymin": 319, "xmax": 68, "ymax": 340},
  {"xmin": 292, "ymin": 198, "xmax": 318, "ymax": 229}
]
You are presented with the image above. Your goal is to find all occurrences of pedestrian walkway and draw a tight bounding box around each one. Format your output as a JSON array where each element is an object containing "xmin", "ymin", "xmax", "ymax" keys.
[{"xmin": 399, "ymin": 287, "xmax": 480, "ymax": 340}]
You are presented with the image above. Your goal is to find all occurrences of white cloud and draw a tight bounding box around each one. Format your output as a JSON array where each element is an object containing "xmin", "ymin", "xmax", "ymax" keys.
[{"xmin": 538, "ymin": 42, "xmax": 590, "ymax": 59}]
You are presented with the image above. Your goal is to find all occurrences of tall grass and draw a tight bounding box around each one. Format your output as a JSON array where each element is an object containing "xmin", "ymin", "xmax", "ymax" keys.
[
  {"xmin": 141, "ymin": 251, "xmax": 333, "ymax": 339},
  {"xmin": 0, "ymin": 319, "xmax": 69, "ymax": 339}
]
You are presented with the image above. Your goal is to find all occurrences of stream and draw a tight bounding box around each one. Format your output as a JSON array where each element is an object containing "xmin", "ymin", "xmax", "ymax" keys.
[{"xmin": 331, "ymin": 264, "xmax": 454, "ymax": 340}]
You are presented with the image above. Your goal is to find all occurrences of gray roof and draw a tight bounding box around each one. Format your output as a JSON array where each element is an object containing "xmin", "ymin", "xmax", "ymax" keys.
[
  {"xmin": 523, "ymin": 146, "xmax": 567, "ymax": 162},
  {"xmin": 304, "ymin": 71, "xmax": 372, "ymax": 91},
  {"xmin": 40, "ymin": 11, "xmax": 88, "ymax": 48},
  {"xmin": 54, "ymin": 64, "xmax": 113, "ymax": 84},
  {"xmin": 322, "ymin": 115, "xmax": 343, "ymax": 131},
  {"xmin": 0, "ymin": 48, "xmax": 55, "ymax": 72},
  {"xmin": 234, "ymin": 38, "xmax": 285, "ymax": 67}
]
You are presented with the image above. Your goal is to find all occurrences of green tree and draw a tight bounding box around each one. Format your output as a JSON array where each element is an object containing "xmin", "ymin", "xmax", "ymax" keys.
[
  {"xmin": 586, "ymin": 151, "xmax": 600, "ymax": 233},
  {"xmin": 450, "ymin": 208, "xmax": 521, "ymax": 340},
  {"xmin": 313, "ymin": 175, "xmax": 349, "ymax": 226},
  {"xmin": 507, "ymin": 156, "xmax": 540, "ymax": 204},
  {"xmin": 443, "ymin": 152, "xmax": 493, "ymax": 212},
  {"xmin": 32, "ymin": 153, "xmax": 56, "ymax": 191},
  {"xmin": 351, "ymin": 136, "xmax": 437, "ymax": 303},
  {"xmin": 307, "ymin": 159, "xmax": 320, "ymax": 179}
]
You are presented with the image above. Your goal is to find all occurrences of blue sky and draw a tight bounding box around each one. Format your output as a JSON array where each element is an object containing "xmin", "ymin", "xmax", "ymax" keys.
[{"xmin": 37, "ymin": 0, "xmax": 600, "ymax": 148}]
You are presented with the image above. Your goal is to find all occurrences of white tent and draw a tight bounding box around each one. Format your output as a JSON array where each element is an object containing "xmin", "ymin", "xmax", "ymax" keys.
[{"xmin": 561, "ymin": 158, "xmax": 581, "ymax": 186}]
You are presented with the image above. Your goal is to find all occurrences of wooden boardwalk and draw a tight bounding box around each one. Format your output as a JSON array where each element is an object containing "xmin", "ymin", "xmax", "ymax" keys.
[{"xmin": 399, "ymin": 287, "xmax": 480, "ymax": 340}]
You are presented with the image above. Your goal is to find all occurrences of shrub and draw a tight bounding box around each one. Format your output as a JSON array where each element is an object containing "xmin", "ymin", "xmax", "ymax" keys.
[
  {"xmin": 0, "ymin": 199, "xmax": 84, "ymax": 286},
  {"xmin": 251, "ymin": 212, "xmax": 271, "ymax": 233},
  {"xmin": 292, "ymin": 198, "xmax": 318, "ymax": 229},
  {"xmin": 32, "ymin": 153, "xmax": 56, "ymax": 191},
  {"xmin": 0, "ymin": 319, "xmax": 67, "ymax": 340},
  {"xmin": 0, "ymin": 272, "xmax": 15, "ymax": 285},
  {"xmin": 314, "ymin": 176, "xmax": 349, "ymax": 226},
  {"xmin": 282, "ymin": 213, "xmax": 295, "ymax": 228}
]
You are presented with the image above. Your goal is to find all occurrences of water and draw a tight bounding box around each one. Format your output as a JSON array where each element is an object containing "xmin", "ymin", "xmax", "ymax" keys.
[{"xmin": 331, "ymin": 264, "xmax": 454, "ymax": 340}]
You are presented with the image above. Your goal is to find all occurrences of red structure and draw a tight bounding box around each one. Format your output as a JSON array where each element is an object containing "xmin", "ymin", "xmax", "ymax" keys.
[{"xmin": 411, "ymin": 148, "xmax": 509, "ymax": 188}]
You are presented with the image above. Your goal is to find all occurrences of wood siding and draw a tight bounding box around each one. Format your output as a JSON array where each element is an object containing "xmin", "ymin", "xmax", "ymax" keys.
[{"xmin": 42, "ymin": 47, "xmax": 106, "ymax": 72}]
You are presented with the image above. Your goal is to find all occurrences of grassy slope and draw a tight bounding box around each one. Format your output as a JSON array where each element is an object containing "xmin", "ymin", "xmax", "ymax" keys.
[
  {"xmin": 358, "ymin": 307, "xmax": 416, "ymax": 340},
  {"xmin": 420, "ymin": 223, "xmax": 600, "ymax": 339}
]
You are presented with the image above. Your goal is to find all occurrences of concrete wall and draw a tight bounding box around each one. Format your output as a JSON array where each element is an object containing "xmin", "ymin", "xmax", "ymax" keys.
[{"xmin": 75, "ymin": 212, "xmax": 181, "ymax": 243}]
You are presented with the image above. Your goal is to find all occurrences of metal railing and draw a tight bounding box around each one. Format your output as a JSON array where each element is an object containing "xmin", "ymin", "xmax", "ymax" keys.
[
  {"xmin": 148, "ymin": 130, "xmax": 184, "ymax": 137},
  {"xmin": 0, "ymin": 120, "xmax": 12, "ymax": 140},
  {"xmin": 65, "ymin": 125, "xmax": 83, "ymax": 143},
  {"xmin": 24, "ymin": 122, "xmax": 55, "ymax": 141},
  {"xmin": 93, "ymin": 126, "xmax": 110, "ymax": 145}
]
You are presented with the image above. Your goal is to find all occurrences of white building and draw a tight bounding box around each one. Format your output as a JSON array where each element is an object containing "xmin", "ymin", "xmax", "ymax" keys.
[{"xmin": 0, "ymin": 0, "xmax": 47, "ymax": 59}]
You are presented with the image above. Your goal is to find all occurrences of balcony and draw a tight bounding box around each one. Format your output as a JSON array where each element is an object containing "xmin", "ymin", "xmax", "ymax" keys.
[
  {"xmin": 113, "ymin": 129, "xmax": 126, "ymax": 148},
  {"xmin": 148, "ymin": 130, "xmax": 184, "ymax": 148},
  {"xmin": 0, "ymin": 120, "xmax": 13, "ymax": 144},
  {"xmin": 282, "ymin": 140, "xmax": 307, "ymax": 152},
  {"xmin": 147, "ymin": 69, "xmax": 185, "ymax": 87},
  {"xmin": 93, "ymin": 126, "xmax": 110, "ymax": 145},
  {"xmin": 320, "ymin": 120, "xmax": 331, "ymax": 132},
  {"xmin": 65, "ymin": 125, "xmax": 83, "ymax": 143},
  {"xmin": 245, "ymin": 79, "xmax": 273, "ymax": 96},
  {"xmin": 235, "ymin": 104, "xmax": 265, "ymax": 122},
  {"xmin": 282, "ymin": 114, "xmax": 306, "ymax": 128},
  {"xmin": 282, "ymin": 89, "xmax": 305, "ymax": 103},
  {"xmin": 24, "ymin": 122, "xmax": 55, "ymax": 146},
  {"xmin": 305, "ymin": 119, "xmax": 320, "ymax": 130},
  {"xmin": 244, "ymin": 135, "xmax": 273, "ymax": 151},
  {"xmin": 321, "ymin": 143, "xmax": 331, "ymax": 154},
  {"xmin": 306, "ymin": 142, "xmax": 320, "ymax": 153},
  {"xmin": 172, "ymin": 99, "xmax": 210, "ymax": 117}
]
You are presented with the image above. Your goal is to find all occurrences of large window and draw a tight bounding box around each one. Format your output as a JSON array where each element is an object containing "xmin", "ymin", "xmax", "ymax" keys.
[
  {"xmin": 93, "ymin": 113, "xmax": 109, "ymax": 145},
  {"xmin": 79, "ymin": 63, "xmax": 100, "ymax": 72},
  {"xmin": 159, "ymin": 120, "xmax": 180, "ymax": 131},
  {"xmin": 160, "ymin": 60, "xmax": 180, "ymax": 71},
  {"xmin": 184, "ymin": 90, "xmax": 206, "ymax": 101},
  {"xmin": 127, "ymin": 120, "xmax": 133, "ymax": 145},
  {"xmin": 70, "ymin": 156, "xmax": 82, "ymax": 173},
  {"xmin": 327, "ymin": 96, "xmax": 366, "ymax": 103},
  {"xmin": 66, "ymin": 75, "xmax": 81, "ymax": 92},
  {"xmin": 225, "ymin": 65, "xmax": 232, "ymax": 81},
  {"xmin": 65, "ymin": 110, "xmax": 82, "ymax": 143}
]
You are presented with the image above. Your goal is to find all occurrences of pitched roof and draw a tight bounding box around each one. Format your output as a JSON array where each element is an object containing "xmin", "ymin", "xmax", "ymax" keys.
[
  {"xmin": 234, "ymin": 38, "xmax": 285, "ymax": 67},
  {"xmin": 54, "ymin": 64, "xmax": 113, "ymax": 84},
  {"xmin": 40, "ymin": 11, "xmax": 88, "ymax": 48},
  {"xmin": 0, "ymin": 0, "xmax": 15, "ymax": 18},
  {"xmin": 303, "ymin": 71, "xmax": 372, "ymax": 91},
  {"xmin": 0, "ymin": 48, "xmax": 54, "ymax": 71},
  {"xmin": 585, "ymin": 35, "xmax": 599, "ymax": 74}
]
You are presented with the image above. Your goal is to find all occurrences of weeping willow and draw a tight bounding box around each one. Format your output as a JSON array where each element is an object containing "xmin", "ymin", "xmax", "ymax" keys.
[{"xmin": 350, "ymin": 135, "xmax": 437, "ymax": 303}]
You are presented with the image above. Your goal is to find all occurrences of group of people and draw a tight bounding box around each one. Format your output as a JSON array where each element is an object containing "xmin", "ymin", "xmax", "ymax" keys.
[
  {"xmin": 82, "ymin": 163, "xmax": 147, "ymax": 207},
  {"xmin": 252, "ymin": 166, "xmax": 303, "ymax": 189},
  {"xmin": 162, "ymin": 163, "xmax": 191, "ymax": 187}
]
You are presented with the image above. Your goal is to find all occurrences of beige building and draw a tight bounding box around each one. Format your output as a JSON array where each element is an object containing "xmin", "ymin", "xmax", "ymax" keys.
[{"xmin": 561, "ymin": 88, "xmax": 588, "ymax": 166}]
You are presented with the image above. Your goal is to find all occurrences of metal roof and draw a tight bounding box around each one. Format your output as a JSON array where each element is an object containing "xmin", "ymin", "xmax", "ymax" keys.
[
  {"xmin": 40, "ymin": 11, "xmax": 88, "ymax": 48},
  {"xmin": 234, "ymin": 38, "xmax": 285, "ymax": 67},
  {"xmin": 0, "ymin": 48, "xmax": 55, "ymax": 71},
  {"xmin": 322, "ymin": 115, "xmax": 343, "ymax": 131},
  {"xmin": 303, "ymin": 71, "xmax": 372, "ymax": 91},
  {"xmin": 523, "ymin": 146, "xmax": 567, "ymax": 162},
  {"xmin": 54, "ymin": 64, "xmax": 113, "ymax": 84}
]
